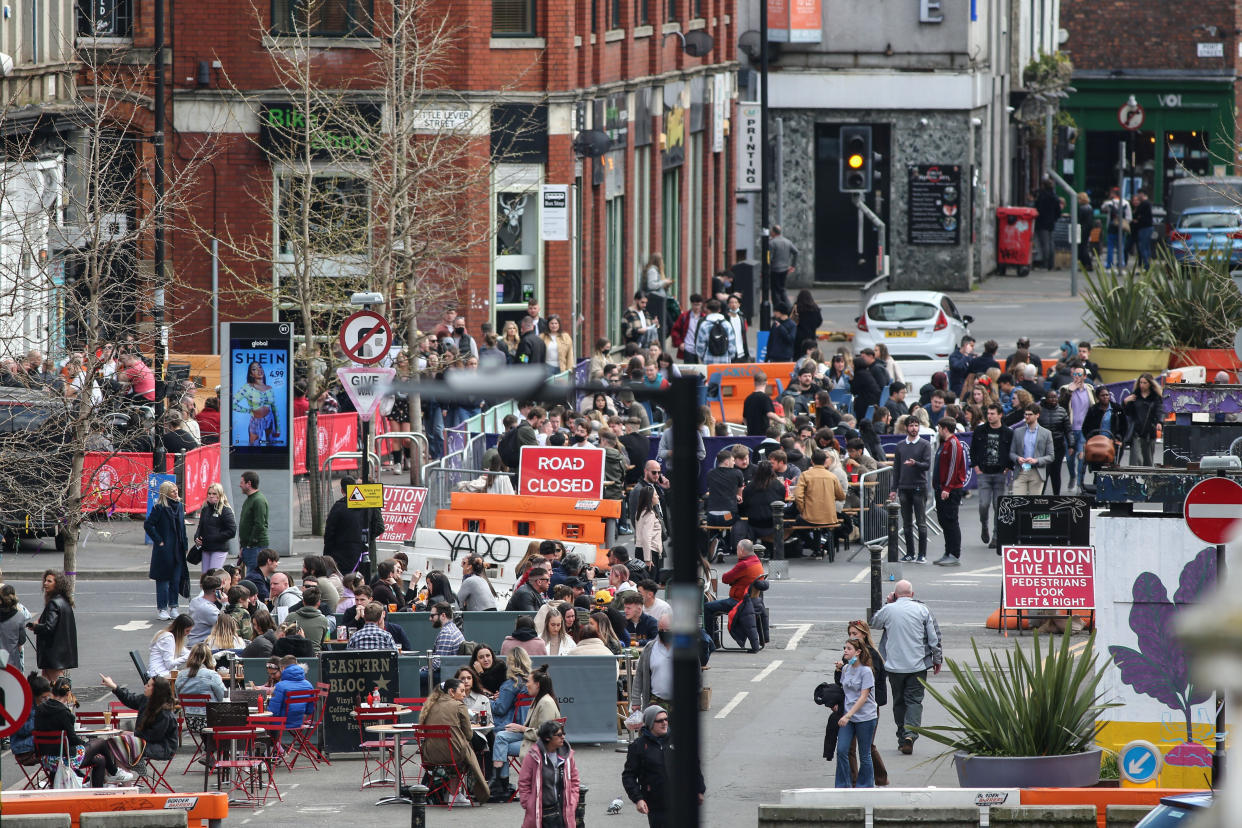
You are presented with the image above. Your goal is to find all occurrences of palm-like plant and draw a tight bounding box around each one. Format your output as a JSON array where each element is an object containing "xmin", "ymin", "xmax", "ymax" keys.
[
  {"xmin": 910, "ymin": 632, "xmax": 1119, "ymax": 757},
  {"xmin": 1148, "ymin": 247, "xmax": 1242, "ymax": 350},
  {"xmin": 1081, "ymin": 264, "xmax": 1173, "ymax": 351}
]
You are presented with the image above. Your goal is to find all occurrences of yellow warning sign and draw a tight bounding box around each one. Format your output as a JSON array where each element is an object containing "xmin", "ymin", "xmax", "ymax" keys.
[{"xmin": 346, "ymin": 483, "xmax": 384, "ymax": 509}]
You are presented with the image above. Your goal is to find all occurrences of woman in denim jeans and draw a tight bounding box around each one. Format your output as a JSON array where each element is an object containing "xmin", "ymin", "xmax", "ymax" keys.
[{"xmin": 834, "ymin": 639, "xmax": 879, "ymax": 788}]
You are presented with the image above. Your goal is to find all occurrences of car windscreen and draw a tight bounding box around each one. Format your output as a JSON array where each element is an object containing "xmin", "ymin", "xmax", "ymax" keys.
[
  {"xmin": 1179, "ymin": 212, "xmax": 1241, "ymax": 230},
  {"xmin": 868, "ymin": 302, "xmax": 937, "ymax": 323},
  {"xmin": 1134, "ymin": 803, "xmax": 1200, "ymax": 828}
]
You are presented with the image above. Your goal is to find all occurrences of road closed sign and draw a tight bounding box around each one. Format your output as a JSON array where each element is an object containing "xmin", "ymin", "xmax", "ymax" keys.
[
  {"xmin": 519, "ymin": 446, "xmax": 605, "ymax": 498},
  {"xmin": 1002, "ymin": 545, "xmax": 1096, "ymax": 610}
]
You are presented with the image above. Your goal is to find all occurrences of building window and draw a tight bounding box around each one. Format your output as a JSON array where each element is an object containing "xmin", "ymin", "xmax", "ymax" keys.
[
  {"xmin": 77, "ymin": 0, "xmax": 132, "ymax": 37},
  {"xmin": 610, "ymin": 0, "xmax": 620, "ymax": 27},
  {"xmin": 692, "ymin": 0, "xmax": 701, "ymax": 16},
  {"xmin": 275, "ymin": 174, "xmax": 369, "ymax": 260},
  {"xmin": 270, "ymin": 0, "xmax": 373, "ymax": 37},
  {"xmin": 636, "ymin": 0, "xmax": 648, "ymax": 25},
  {"xmin": 493, "ymin": 0, "xmax": 536, "ymax": 36},
  {"xmin": 666, "ymin": 0, "xmax": 676, "ymax": 23}
]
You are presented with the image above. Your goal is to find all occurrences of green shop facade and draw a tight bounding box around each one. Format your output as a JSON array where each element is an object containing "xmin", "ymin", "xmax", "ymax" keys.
[{"xmin": 1061, "ymin": 72, "xmax": 1235, "ymax": 207}]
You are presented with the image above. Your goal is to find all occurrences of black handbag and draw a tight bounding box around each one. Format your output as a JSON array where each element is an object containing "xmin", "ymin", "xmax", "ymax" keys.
[{"xmin": 186, "ymin": 542, "xmax": 203, "ymax": 566}]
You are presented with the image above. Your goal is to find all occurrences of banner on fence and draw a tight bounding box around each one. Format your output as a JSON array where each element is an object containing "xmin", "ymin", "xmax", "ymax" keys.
[
  {"xmin": 292, "ymin": 413, "xmax": 359, "ymax": 475},
  {"xmin": 183, "ymin": 445, "xmax": 221, "ymax": 513},
  {"xmin": 378, "ymin": 486, "xmax": 428, "ymax": 544},
  {"xmin": 81, "ymin": 452, "xmax": 155, "ymax": 514}
]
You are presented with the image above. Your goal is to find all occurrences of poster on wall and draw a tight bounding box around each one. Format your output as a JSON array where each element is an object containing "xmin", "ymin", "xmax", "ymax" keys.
[
  {"xmin": 736, "ymin": 103, "xmax": 762, "ymax": 192},
  {"xmin": 766, "ymin": 0, "xmax": 789, "ymax": 42},
  {"xmin": 789, "ymin": 0, "xmax": 822, "ymax": 43},
  {"xmin": 662, "ymin": 83, "xmax": 686, "ymax": 168},
  {"xmin": 907, "ymin": 164, "xmax": 962, "ymax": 246},
  {"xmin": 230, "ymin": 346, "xmax": 289, "ymax": 449}
]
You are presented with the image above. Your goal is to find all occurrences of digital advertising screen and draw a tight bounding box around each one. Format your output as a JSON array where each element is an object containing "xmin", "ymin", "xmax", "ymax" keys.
[{"xmin": 228, "ymin": 324, "xmax": 292, "ymax": 466}]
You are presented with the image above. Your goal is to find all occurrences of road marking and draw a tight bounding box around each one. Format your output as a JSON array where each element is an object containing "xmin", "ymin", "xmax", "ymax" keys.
[
  {"xmin": 1069, "ymin": 640, "xmax": 1088, "ymax": 654},
  {"xmin": 850, "ymin": 567, "xmax": 870, "ymax": 583},
  {"xmin": 113, "ymin": 620, "xmax": 152, "ymax": 632},
  {"xmin": 752, "ymin": 660, "xmax": 784, "ymax": 683},
  {"xmin": 785, "ymin": 624, "xmax": 812, "ymax": 651},
  {"xmin": 959, "ymin": 565, "xmax": 1003, "ymax": 577},
  {"xmin": 715, "ymin": 691, "xmax": 749, "ymax": 719}
]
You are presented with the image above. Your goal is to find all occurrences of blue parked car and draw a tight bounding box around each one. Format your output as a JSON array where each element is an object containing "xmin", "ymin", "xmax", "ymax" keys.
[{"xmin": 1169, "ymin": 206, "xmax": 1242, "ymax": 264}]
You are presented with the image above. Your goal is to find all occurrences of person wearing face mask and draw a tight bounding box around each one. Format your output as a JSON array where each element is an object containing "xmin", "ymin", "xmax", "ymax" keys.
[
  {"xmin": 833, "ymin": 638, "xmax": 879, "ymax": 787},
  {"xmin": 630, "ymin": 614, "xmax": 679, "ymax": 712}
]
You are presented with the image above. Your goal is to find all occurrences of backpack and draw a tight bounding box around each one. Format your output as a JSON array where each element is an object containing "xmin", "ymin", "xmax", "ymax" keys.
[
  {"xmin": 706, "ymin": 319, "xmax": 730, "ymax": 357},
  {"xmin": 498, "ymin": 427, "xmax": 522, "ymax": 469}
]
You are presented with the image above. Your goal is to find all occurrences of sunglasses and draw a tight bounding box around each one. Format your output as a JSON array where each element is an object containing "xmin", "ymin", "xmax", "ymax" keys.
[{"xmin": 653, "ymin": 717, "xmax": 669, "ymax": 724}]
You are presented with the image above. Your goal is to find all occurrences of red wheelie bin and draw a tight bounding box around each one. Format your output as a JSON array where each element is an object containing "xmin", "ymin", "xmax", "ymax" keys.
[{"xmin": 996, "ymin": 206, "xmax": 1038, "ymax": 276}]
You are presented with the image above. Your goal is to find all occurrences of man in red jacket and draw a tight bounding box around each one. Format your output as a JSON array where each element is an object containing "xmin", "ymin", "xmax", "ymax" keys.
[
  {"xmin": 670, "ymin": 294, "xmax": 705, "ymax": 363},
  {"xmin": 703, "ymin": 539, "xmax": 764, "ymax": 645},
  {"xmin": 933, "ymin": 418, "xmax": 967, "ymax": 567}
]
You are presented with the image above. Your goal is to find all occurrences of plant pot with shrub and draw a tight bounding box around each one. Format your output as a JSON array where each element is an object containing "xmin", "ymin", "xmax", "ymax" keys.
[
  {"xmin": 910, "ymin": 631, "xmax": 1119, "ymax": 788},
  {"xmin": 1082, "ymin": 264, "xmax": 1174, "ymax": 384}
]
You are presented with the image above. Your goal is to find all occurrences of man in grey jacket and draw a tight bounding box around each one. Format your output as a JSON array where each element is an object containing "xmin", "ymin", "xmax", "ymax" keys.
[
  {"xmin": 768, "ymin": 225, "xmax": 799, "ymax": 309},
  {"xmin": 869, "ymin": 579, "xmax": 942, "ymax": 755},
  {"xmin": 1010, "ymin": 403, "xmax": 1055, "ymax": 495}
]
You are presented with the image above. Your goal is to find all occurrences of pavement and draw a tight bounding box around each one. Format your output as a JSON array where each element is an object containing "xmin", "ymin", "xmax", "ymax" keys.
[{"xmin": 0, "ymin": 267, "xmax": 1094, "ymax": 824}]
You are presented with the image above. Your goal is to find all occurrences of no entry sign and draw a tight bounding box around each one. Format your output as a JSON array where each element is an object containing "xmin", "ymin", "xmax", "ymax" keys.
[
  {"xmin": 1002, "ymin": 546, "xmax": 1096, "ymax": 611},
  {"xmin": 0, "ymin": 663, "xmax": 33, "ymax": 738},
  {"xmin": 1184, "ymin": 476, "xmax": 1242, "ymax": 545},
  {"xmin": 519, "ymin": 446, "xmax": 605, "ymax": 498},
  {"xmin": 378, "ymin": 485, "xmax": 428, "ymax": 544}
]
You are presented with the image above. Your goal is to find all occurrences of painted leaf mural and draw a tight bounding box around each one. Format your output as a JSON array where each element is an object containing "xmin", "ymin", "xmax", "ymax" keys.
[{"xmin": 1108, "ymin": 546, "xmax": 1216, "ymax": 766}]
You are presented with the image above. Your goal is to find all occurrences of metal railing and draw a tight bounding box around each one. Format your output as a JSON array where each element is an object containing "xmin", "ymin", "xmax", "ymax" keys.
[
  {"xmin": 855, "ymin": 464, "xmax": 894, "ymax": 553},
  {"xmin": 419, "ymin": 465, "xmax": 499, "ymax": 529}
]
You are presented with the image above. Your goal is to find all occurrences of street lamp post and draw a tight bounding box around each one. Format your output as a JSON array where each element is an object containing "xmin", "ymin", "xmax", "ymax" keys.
[
  {"xmin": 758, "ymin": 0, "xmax": 772, "ymax": 332},
  {"xmin": 151, "ymin": 0, "xmax": 167, "ymax": 473}
]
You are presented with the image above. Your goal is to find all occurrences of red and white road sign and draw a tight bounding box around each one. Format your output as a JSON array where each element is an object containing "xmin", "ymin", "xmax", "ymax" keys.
[
  {"xmin": 0, "ymin": 663, "xmax": 33, "ymax": 738},
  {"xmin": 338, "ymin": 310, "xmax": 393, "ymax": 366},
  {"xmin": 378, "ymin": 485, "xmax": 428, "ymax": 544},
  {"xmin": 1184, "ymin": 476, "xmax": 1242, "ymax": 544},
  {"xmin": 519, "ymin": 446, "xmax": 605, "ymax": 498},
  {"xmin": 337, "ymin": 366, "xmax": 395, "ymax": 422},
  {"xmin": 1002, "ymin": 546, "xmax": 1096, "ymax": 611}
]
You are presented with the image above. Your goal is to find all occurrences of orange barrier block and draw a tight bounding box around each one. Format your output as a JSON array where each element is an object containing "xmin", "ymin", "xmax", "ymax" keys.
[
  {"xmin": 986, "ymin": 608, "xmax": 1029, "ymax": 630},
  {"xmin": 1021, "ymin": 787, "xmax": 1199, "ymax": 828},
  {"xmin": 706, "ymin": 362, "xmax": 797, "ymax": 423},
  {"xmin": 448, "ymin": 492, "xmax": 621, "ymax": 518},
  {"xmin": 0, "ymin": 789, "xmax": 229, "ymax": 827},
  {"xmin": 435, "ymin": 492, "xmax": 620, "ymax": 549}
]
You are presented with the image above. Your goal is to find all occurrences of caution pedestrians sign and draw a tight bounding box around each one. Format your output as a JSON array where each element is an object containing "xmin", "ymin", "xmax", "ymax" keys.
[{"xmin": 347, "ymin": 483, "xmax": 384, "ymax": 509}]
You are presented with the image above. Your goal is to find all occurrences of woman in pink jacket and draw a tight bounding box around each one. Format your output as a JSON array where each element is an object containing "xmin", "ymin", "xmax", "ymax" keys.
[{"xmin": 518, "ymin": 720, "xmax": 580, "ymax": 828}]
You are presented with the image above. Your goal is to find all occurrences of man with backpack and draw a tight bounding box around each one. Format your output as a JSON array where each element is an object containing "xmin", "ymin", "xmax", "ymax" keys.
[
  {"xmin": 695, "ymin": 298, "xmax": 737, "ymax": 365},
  {"xmin": 499, "ymin": 406, "xmax": 545, "ymax": 478}
]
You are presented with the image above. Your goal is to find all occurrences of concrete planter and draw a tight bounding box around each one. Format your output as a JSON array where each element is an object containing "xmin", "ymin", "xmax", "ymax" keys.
[
  {"xmin": 1092, "ymin": 348, "xmax": 1171, "ymax": 385},
  {"xmin": 953, "ymin": 747, "xmax": 1102, "ymax": 788}
]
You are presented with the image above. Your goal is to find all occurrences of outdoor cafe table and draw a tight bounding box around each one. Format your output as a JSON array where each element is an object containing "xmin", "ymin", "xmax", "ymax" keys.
[{"xmin": 365, "ymin": 722, "xmax": 493, "ymax": 806}]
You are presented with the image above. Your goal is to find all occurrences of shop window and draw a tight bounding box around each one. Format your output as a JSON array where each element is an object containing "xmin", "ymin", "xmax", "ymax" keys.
[
  {"xmin": 275, "ymin": 174, "xmax": 369, "ymax": 260},
  {"xmin": 493, "ymin": 175, "xmax": 543, "ymax": 327},
  {"xmin": 77, "ymin": 0, "xmax": 132, "ymax": 38},
  {"xmin": 493, "ymin": 0, "xmax": 536, "ymax": 35},
  {"xmin": 270, "ymin": 0, "xmax": 373, "ymax": 37}
]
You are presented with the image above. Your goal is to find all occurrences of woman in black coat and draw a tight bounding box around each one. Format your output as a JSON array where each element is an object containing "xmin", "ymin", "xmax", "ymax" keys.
[
  {"xmin": 1123, "ymin": 373, "xmax": 1162, "ymax": 467},
  {"xmin": 27, "ymin": 571, "xmax": 77, "ymax": 681},
  {"xmin": 144, "ymin": 480, "xmax": 189, "ymax": 621},
  {"xmin": 93, "ymin": 673, "xmax": 178, "ymax": 787},
  {"xmin": 193, "ymin": 482, "xmax": 236, "ymax": 574},
  {"xmin": 794, "ymin": 290, "xmax": 823, "ymax": 352}
]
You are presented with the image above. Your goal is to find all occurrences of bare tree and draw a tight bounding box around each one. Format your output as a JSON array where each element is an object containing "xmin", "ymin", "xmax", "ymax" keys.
[{"xmin": 0, "ymin": 43, "xmax": 214, "ymax": 591}]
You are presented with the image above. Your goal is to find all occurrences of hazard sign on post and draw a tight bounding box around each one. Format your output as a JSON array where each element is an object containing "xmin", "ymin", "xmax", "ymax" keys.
[
  {"xmin": 0, "ymin": 663, "xmax": 33, "ymax": 738},
  {"xmin": 337, "ymin": 366, "xmax": 395, "ymax": 422},
  {"xmin": 347, "ymin": 483, "xmax": 384, "ymax": 509}
]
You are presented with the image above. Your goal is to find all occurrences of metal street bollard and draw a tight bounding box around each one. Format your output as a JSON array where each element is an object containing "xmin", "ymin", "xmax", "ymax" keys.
[
  {"xmin": 870, "ymin": 541, "xmax": 882, "ymax": 622},
  {"xmin": 770, "ymin": 500, "xmax": 787, "ymax": 560},
  {"xmin": 887, "ymin": 498, "xmax": 900, "ymax": 563},
  {"xmin": 407, "ymin": 784, "xmax": 428, "ymax": 828},
  {"xmin": 577, "ymin": 783, "xmax": 589, "ymax": 827}
]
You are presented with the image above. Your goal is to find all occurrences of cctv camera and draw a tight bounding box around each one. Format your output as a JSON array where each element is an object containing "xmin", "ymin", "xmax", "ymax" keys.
[{"xmin": 350, "ymin": 292, "xmax": 385, "ymax": 306}]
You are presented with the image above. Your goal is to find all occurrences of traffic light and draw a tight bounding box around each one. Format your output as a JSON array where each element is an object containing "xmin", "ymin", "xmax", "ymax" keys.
[{"xmin": 839, "ymin": 125, "xmax": 873, "ymax": 193}]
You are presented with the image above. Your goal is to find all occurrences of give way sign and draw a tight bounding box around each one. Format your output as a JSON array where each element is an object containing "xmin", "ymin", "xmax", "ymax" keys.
[
  {"xmin": 1184, "ymin": 476, "xmax": 1242, "ymax": 545},
  {"xmin": 0, "ymin": 663, "xmax": 33, "ymax": 738}
]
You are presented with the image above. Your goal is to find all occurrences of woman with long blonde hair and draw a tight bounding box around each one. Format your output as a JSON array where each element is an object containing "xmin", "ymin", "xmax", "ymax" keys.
[
  {"xmin": 206, "ymin": 613, "xmax": 244, "ymax": 653},
  {"xmin": 194, "ymin": 483, "xmax": 236, "ymax": 572},
  {"xmin": 144, "ymin": 481, "xmax": 189, "ymax": 621}
]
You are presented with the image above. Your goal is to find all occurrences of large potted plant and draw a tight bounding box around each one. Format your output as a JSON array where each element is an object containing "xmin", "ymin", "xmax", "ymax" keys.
[
  {"xmin": 1150, "ymin": 249, "xmax": 1242, "ymax": 380},
  {"xmin": 911, "ymin": 632, "xmax": 1119, "ymax": 788},
  {"xmin": 1081, "ymin": 264, "xmax": 1174, "ymax": 383}
]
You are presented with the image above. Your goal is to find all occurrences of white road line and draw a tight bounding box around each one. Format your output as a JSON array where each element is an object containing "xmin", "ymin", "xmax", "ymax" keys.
[
  {"xmin": 959, "ymin": 565, "xmax": 1003, "ymax": 576},
  {"xmin": 752, "ymin": 660, "xmax": 784, "ymax": 683},
  {"xmin": 850, "ymin": 567, "xmax": 870, "ymax": 583},
  {"xmin": 785, "ymin": 624, "xmax": 812, "ymax": 651},
  {"xmin": 715, "ymin": 691, "xmax": 749, "ymax": 719}
]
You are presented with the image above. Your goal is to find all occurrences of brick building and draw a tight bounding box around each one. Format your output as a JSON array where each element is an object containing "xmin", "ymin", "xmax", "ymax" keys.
[
  {"xmin": 161, "ymin": 0, "xmax": 737, "ymax": 354},
  {"xmin": 1060, "ymin": 1, "xmax": 1238, "ymax": 206}
]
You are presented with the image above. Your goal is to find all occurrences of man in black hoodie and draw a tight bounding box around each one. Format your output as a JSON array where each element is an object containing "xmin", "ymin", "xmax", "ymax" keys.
[
  {"xmin": 322, "ymin": 476, "xmax": 385, "ymax": 579},
  {"xmin": 972, "ymin": 404, "xmax": 1012, "ymax": 548}
]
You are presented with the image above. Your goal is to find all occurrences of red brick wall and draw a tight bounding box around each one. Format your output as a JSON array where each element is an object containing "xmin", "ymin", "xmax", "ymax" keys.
[{"xmin": 1061, "ymin": 0, "xmax": 1238, "ymax": 70}]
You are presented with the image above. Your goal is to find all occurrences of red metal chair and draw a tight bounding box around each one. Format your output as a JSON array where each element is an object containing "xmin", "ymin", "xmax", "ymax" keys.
[
  {"xmin": 283, "ymin": 689, "xmax": 329, "ymax": 769},
  {"xmin": 211, "ymin": 726, "xmax": 281, "ymax": 806},
  {"xmin": 251, "ymin": 715, "xmax": 291, "ymax": 774},
  {"xmin": 393, "ymin": 697, "xmax": 426, "ymax": 775},
  {"xmin": 176, "ymin": 693, "xmax": 212, "ymax": 774},
  {"xmin": 32, "ymin": 731, "xmax": 76, "ymax": 784},
  {"xmin": 14, "ymin": 749, "xmax": 46, "ymax": 789},
  {"xmin": 136, "ymin": 753, "xmax": 176, "ymax": 793},
  {"xmin": 76, "ymin": 711, "xmax": 108, "ymax": 727},
  {"xmin": 412, "ymin": 724, "xmax": 476, "ymax": 809},
  {"xmin": 354, "ymin": 705, "xmax": 400, "ymax": 789}
]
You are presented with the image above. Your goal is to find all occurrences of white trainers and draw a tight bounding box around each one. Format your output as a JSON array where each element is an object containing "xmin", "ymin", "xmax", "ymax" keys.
[
  {"xmin": 106, "ymin": 769, "xmax": 138, "ymax": 785},
  {"xmin": 157, "ymin": 609, "xmax": 171, "ymax": 620}
]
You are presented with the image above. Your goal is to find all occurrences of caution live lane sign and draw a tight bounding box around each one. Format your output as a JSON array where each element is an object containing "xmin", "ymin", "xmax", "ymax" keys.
[
  {"xmin": 347, "ymin": 483, "xmax": 384, "ymax": 509},
  {"xmin": 1001, "ymin": 545, "xmax": 1096, "ymax": 611}
]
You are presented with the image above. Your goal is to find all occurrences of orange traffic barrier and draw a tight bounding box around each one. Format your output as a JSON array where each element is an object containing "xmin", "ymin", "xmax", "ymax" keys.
[
  {"xmin": 706, "ymin": 362, "xmax": 797, "ymax": 424},
  {"xmin": 987, "ymin": 608, "xmax": 1094, "ymax": 631},
  {"xmin": 435, "ymin": 492, "xmax": 620, "ymax": 552},
  {"xmin": 1021, "ymin": 787, "xmax": 1198, "ymax": 828},
  {"xmin": 0, "ymin": 789, "xmax": 229, "ymax": 827}
]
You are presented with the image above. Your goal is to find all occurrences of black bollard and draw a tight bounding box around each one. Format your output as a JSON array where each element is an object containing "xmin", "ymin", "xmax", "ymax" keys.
[
  {"xmin": 887, "ymin": 498, "xmax": 900, "ymax": 563},
  {"xmin": 870, "ymin": 541, "xmax": 882, "ymax": 622},
  {"xmin": 577, "ymin": 783, "xmax": 589, "ymax": 827},
  {"xmin": 771, "ymin": 500, "xmax": 786, "ymax": 560},
  {"xmin": 407, "ymin": 783, "xmax": 428, "ymax": 828}
]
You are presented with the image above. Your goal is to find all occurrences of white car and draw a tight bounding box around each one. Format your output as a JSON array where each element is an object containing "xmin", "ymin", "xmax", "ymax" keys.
[{"xmin": 854, "ymin": 290, "xmax": 973, "ymax": 362}]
